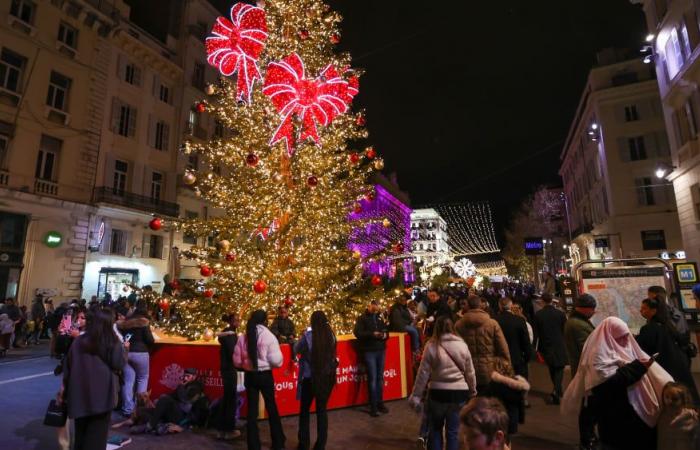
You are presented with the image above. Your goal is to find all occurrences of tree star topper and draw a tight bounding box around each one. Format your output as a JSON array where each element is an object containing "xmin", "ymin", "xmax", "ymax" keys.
[
  {"xmin": 263, "ymin": 53, "xmax": 359, "ymax": 155},
  {"xmin": 205, "ymin": 3, "xmax": 268, "ymax": 103}
]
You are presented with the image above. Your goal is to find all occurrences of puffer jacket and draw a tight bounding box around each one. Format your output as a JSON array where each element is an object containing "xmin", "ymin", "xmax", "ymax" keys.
[
  {"xmin": 455, "ymin": 309, "xmax": 511, "ymax": 387},
  {"xmin": 117, "ymin": 316, "xmax": 154, "ymax": 353},
  {"xmin": 233, "ymin": 325, "xmax": 283, "ymax": 371},
  {"xmin": 411, "ymin": 333, "xmax": 477, "ymax": 399}
]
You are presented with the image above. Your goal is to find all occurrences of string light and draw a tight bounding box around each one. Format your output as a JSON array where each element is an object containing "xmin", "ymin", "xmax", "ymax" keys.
[{"xmin": 433, "ymin": 203, "xmax": 500, "ymax": 255}]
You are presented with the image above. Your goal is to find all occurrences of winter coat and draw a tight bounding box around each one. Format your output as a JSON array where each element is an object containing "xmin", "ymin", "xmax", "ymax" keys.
[
  {"xmin": 63, "ymin": 336, "xmax": 126, "ymax": 419},
  {"xmin": 534, "ymin": 305, "xmax": 568, "ymax": 367},
  {"xmin": 117, "ymin": 316, "xmax": 154, "ymax": 353},
  {"xmin": 31, "ymin": 300, "xmax": 46, "ymax": 322},
  {"xmin": 564, "ymin": 311, "xmax": 595, "ymax": 376},
  {"xmin": 495, "ymin": 312, "xmax": 532, "ymax": 372},
  {"xmin": 218, "ymin": 327, "xmax": 238, "ymax": 372},
  {"xmin": 388, "ymin": 302, "xmax": 412, "ymax": 332},
  {"xmin": 590, "ymin": 360, "xmax": 656, "ymax": 450},
  {"xmin": 269, "ymin": 316, "xmax": 296, "ymax": 342},
  {"xmin": 454, "ymin": 309, "xmax": 511, "ymax": 387},
  {"xmin": 489, "ymin": 370, "xmax": 530, "ymax": 434},
  {"xmin": 411, "ymin": 333, "xmax": 477, "ymax": 399},
  {"xmin": 353, "ymin": 310, "xmax": 389, "ymax": 353},
  {"xmin": 0, "ymin": 313, "xmax": 14, "ymax": 334},
  {"xmin": 233, "ymin": 325, "xmax": 283, "ymax": 371},
  {"xmin": 637, "ymin": 317, "xmax": 700, "ymax": 404}
]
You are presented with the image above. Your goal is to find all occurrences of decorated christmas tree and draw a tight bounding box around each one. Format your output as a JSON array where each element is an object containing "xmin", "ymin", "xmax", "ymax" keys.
[{"xmin": 161, "ymin": 0, "xmax": 390, "ymax": 339}]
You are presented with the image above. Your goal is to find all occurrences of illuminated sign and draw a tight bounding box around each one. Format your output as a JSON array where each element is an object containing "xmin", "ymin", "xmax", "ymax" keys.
[
  {"xmin": 524, "ymin": 237, "xmax": 544, "ymax": 255},
  {"xmin": 43, "ymin": 231, "xmax": 63, "ymax": 248}
]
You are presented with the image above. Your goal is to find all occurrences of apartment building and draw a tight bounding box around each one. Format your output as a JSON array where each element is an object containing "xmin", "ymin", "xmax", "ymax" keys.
[
  {"xmin": 632, "ymin": 0, "xmax": 700, "ymax": 265},
  {"xmin": 410, "ymin": 208, "xmax": 450, "ymax": 267},
  {"xmin": 560, "ymin": 49, "xmax": 683, "ymax": 264}
]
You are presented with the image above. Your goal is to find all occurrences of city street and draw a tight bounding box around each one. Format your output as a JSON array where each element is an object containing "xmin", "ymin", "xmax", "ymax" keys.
[{"xmin": 0, "ymin": 342, "xmax": 579, "ymax": 450}]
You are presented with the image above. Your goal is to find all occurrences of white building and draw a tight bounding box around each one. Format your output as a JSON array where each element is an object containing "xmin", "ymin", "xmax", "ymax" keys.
[{"xmin": 410, "ymin": 208, "xmax": 450, "ymax": 267}]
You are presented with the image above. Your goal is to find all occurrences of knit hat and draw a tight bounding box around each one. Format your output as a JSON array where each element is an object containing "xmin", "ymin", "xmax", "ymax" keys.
[{"xmin": 575, "ymin": 294, "xmax": 597, "ymax": 309}]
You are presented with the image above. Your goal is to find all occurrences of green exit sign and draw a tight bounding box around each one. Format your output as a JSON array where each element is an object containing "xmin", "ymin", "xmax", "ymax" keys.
[{"xmin": 43, "ymin": 231, "xmax": 63, "ymax": 248}]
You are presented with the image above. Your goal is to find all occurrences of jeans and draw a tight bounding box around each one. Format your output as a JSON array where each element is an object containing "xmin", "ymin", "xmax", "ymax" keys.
[
  {"xmin": 298, "ymin": 378, "xmax": 330, "ymax": 450},
  {"xmin": 363, "ymin": 350, "xmax": 386, "ymax": 410},
  {"xmin": 405, "ymin": 326, "xmax": 421, "ymax": 353},
  {"xmin": 121, "ymin": 352, "xmax": 150, "ymax": 415},
  {"xmin": 548, "ymin": 365, "xmax": 564, "ymax": 398},
  {"xmin": 74, "ymin": 411, "xmax": 111, "ymax": 450},
  {"xmin": 217, "ymin": 369, "xmax": 238, "ymax": 432},
  {"xmin": 427, "ymin": 399, "xmax": 463, "ymax": 450},
  {"xmin": 245, "ymin": 370, "xmax": 285, "ymax": 450}
]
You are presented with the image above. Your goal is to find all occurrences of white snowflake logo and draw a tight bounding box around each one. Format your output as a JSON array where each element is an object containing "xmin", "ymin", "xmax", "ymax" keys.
[
  {"xmin": 451, "ymin": 258, "xmax": 476, "ymax": 279},
  {"xmin": 160, "ymin": 363, "xmax": 184, "ymax": 390}
]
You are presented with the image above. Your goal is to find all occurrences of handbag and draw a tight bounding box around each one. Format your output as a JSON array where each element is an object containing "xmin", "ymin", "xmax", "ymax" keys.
[{"xmin": 43, "ymin": 399, "xmax": 67, "ymax": 427}]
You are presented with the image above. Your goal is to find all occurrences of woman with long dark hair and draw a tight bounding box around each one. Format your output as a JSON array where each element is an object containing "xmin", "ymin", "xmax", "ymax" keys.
[
  {"xmin": 294, "ymin": 311, "xmax": 338, "ymax": 450},
  {"xmin": 637, "ymin": 298, "xmax": 700, "ymax": 405},
  {"xmin": 233, "ymin": 309, "xmax": 285, "ymax": 450},
  {"xmin": 58, "ymin": 308, "xmax": 126, "ymax": 450}
]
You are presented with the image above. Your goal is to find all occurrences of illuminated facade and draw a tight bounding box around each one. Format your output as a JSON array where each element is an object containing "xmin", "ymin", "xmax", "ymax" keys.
[{"xmin": 410, "ymin": 208, "xmax": 450, "ymax": 267}]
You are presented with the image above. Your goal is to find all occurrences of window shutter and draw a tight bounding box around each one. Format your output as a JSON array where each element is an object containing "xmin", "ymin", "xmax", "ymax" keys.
[
  {"xmin": 147, "ymin": 114, "xmax": 155, "ymax": 147},
  {"xmin": 158, "ymin": 236, "xmax": 166, "ymax": 260},
  {"xmin": 110, "ymin": 98, "xmax": 121, "ymax": 133},
  {"xmin": 634, "ymin": 178, "xmax": 646, "ymax": 205},
  {"xmin": 117, "ymin": 54, "xmax": 126, "ymax": 80},
  {"xmin": 617, "ymin": 138, "xmax": 631, "ymax": 162},
  {"xmin": 128, "ymin": 107, "xmax": 137, "ymax": 138},
  {"xmin": 142, "ymin": 233, "xmax": 150, "ymax": 258},
  {"xmin": 152, "ymin": 74, "xmax": 159, "ymax": 97},
  {"xmin": 162, "ymin": 123, "xmax": 169, "ymax": 151},
  {"xmin": 133, "ymin": 66, "xmax": 142, "ymax": 87}
]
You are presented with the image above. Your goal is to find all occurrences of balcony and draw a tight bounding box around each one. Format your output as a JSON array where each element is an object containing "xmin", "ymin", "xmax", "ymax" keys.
[
  {"xmin": 93, "ymin": 186, "xmax": 179, "ymax": 217},
  {"xmin": 35, "ymin": 179, "xmax": 59, "ymax": 196}
]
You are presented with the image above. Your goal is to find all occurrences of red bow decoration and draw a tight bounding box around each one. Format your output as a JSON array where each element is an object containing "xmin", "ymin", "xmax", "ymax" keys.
[
  {"xmin": 205, "ymin": 3, "xmax": 268, "ymax": 103},
  {"xmin": 263, "ymin": 53, "xmax": 359, "ymax": 155}
]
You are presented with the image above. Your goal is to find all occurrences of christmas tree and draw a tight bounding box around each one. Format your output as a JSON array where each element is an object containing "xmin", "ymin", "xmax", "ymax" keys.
[{"xmin": 162, "ymin": 0, "xmax": 388, "ymax": 339}]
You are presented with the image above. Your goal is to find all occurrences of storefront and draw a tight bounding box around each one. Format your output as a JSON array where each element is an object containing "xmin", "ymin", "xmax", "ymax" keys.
[
  {"xmin": 96, "ymin": 268, "xmax": 139, "ymax": 300},
  {"xmin": 0, "ymin": 212, "xmax": 28, "ymax": 300}
]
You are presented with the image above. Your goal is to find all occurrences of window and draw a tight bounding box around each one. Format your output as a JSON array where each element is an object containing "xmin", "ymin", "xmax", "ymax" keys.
[
  {"xmin": 192, "ymin": 62, "xmax": 205, "ymax": 90},
  {"xmin": 124, "ymin": 63, "xmax": 141, "ymax": 86},
  {"xmin": 35, "ymin": 135, "xmax": 61, "ymax": 181},
  {"xmin": 158, "ymin": 84, "xmax": 170, "ymax": 104},
  {"xmin": 628, "ymin": 137, "xmax": 647, "ymax": 161},
  {"xmin": 183, "ymin": 210, "xmax": 198, "ymax": 245},
  {"xmin": 109, "ymin": 229, "xmax": 127, "ymax": 255},
  {"xmin": 46, "ymin": 72, "xmax": 71, "ymax": 111},
  {"xmin": 666, "ymin": 28, "xmax": 684, "ymax": 78},
  {"xmin": 142, "ymin": 234, "xmax": 163, "ymax": 259},
  {"xmin": 624, "ymin": 105, "xmax": 639, "ymax": 122},
  {"xmin": 641, "ymin": 230, "xmax": 667, "ymax": 251},
  {"xmin": 635, "ymin": 177, "xmax": 656, "ymax": 206},
  {"xmin": 0, "ymin": 49, "xmax": 26, "ymax": 92},
  {"xmin": 113, "ymin": 160, "xmax": 128, "ymax": 195},
  {"xmin": 691, "ymin": 183, "xmax": 700, "ymax": 221},
  {"xmin": 57, "ymin": 22, "xmax": 78, "ymax": 49},
  {"xmin": 681, "ymin": 24, "xmax": 692, "ymax": 59},
  {"xmin": 10, "ymin": 0, "xmax": 35, "ymax": 24},
  {"xmin": 154, "ymin": 120, "xmax": 169, "ymax": 151},
  {"xmin": 112, "ymin": 99, "xmax": 137, "ymax": 137},
  {"xmin": 0, "ymin": 132, "xmax": 7, "ymax": 168},
  {"xmin": 150, "ymin": 171, "xmax": 163, "ymax": 201}
]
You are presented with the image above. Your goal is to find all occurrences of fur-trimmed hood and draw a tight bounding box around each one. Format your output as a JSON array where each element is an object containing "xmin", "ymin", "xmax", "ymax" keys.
[
  {"xmin": 118, "ymin": 316, "xmax": 150, "ymax": 330},
  {"xmin": 491, "ymin": 371, "xmax": 530, "ymax": 391}
]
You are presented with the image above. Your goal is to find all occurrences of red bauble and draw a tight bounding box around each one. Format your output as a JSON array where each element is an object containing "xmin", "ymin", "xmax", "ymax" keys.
[
  {"xmin": 200, "ymin": 265, "xmax": 213, "ymax": 277},
  {"xmin": 253, "ymin": 279, "xmax": 267, "ymax": 294},
  {"xmin": 365, "ymin": 191, "xmax": 376, "ymax": 202},
  {"xmin": 284, "ymin": 296, "xmax": 294, "ymax": 307},
  {"xmin": 195, "ymin": 102, "xmax": 206, "ymax": 113},
  {"xmin": 148, "ymin": 218, "xmax": 162, "ymax": 231},
  {"xmin": 246, "ymin": 153, "xmax": 259, "ymax": 166},
  {"xmin": 349, "ymin": 152, "xmax": 360, "ymax": 164},
  {"xmin": 307, "ymin": 175, "xmax": 318, "ymax": 187},
  {"xmin": 370, "ymin": 275, "xmax": 382, "ymax": 287},
  {"xmin": 225, "ymin": 252, "xmax": 236, "ymax": 262},
  {"xmin": 393, "ymin": 242, "xmax": 404, "ymax": 253},
  {"xmin": 203, "ymin": 289, "xmax": 214, "ymax": 298},
  {"xmin": 330, "ymin": 33, "xmax": 341, "ymax": 44},
  {"xmin": 356, "ymin": 115, "xmax": 366, "ymax": 127},
  {"xmin": 365, "ymin": 147, "xmax": 377, "ymax": 159},
  {"xmin": 299, "ymin": 29, "xmax": 310, "ymax": 40},
  {"xmin": 353, "ymin": 203, "xmax": 362, "ymax": 214}
]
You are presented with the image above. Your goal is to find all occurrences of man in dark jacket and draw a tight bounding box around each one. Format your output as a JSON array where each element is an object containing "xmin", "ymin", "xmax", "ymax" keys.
[
  {"xmin": 534, "ymin": 293, "xmax": 568, "ymax": 404},
  {"xmin": 145, "ymin": 368, "xmax": 209, "ymax": 434},
  {"xmin": 216, "ymin": 313, "xmax": 241, "ymax": 440},
  {"xmin": 496, "ymin": 297, "xmax": 532, "ymax": 379},
  {"xmin": 389, "ymin": 292, "xmax": 419, "ymax": 353},
  {"xmin": 354, "ymin": 300, "xmax": 389, "ymax": 416},
  {"xmin": 425, "ymin": 289, "xmax": 451, "ymax": 336},
  {"xmin": 269, "ymin": 306, "xmax": 296, "ymax": 345},
  {"xmin": 30, "ymin": 295, "xmax": 46, "ymax": 345},
  {"xmin": 564, "ymin": 293, "xmax": 597, "ymax": 449}
]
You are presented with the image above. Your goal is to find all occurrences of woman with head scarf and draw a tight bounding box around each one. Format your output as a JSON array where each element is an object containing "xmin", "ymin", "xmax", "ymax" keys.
[
  {"xmin": 233, "ymin": 310, "xmax": 285, "ymax": 450},
  {"xmin": 562, "ymin": 317, "xmax": 673, "ymax": 450}
]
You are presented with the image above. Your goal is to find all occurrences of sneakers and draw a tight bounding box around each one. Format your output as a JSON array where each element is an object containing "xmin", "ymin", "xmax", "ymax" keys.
[
  {"xmin": 377, "ymin": 404, "xmax": 389, "ymax": 414},
  {"xmin": 369, "ymin": 409, "xmax": 380, "ymax": 417},
  {"xmin": 416, "ymin": 436, "xmax": 427, "ymax": 450}
]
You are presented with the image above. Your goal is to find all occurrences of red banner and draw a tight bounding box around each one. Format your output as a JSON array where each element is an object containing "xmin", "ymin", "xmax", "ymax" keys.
[{"xmin": 149, "ymin": 333, "xmax": 414, "ymax": 417}]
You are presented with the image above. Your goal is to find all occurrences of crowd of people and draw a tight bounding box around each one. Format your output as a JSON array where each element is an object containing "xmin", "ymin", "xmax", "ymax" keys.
[{"xmin": 3, "ymin": 278, "xmax": 699, "ymax": 450}]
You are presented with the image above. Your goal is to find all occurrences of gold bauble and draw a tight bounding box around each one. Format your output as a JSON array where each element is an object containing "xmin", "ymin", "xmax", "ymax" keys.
[
  {"xmin": 374, "ymin": 159, "xmax": 384, "ymax": 170},
  {"xmin": 352, "ymin": 250, "xmax": 362, "ymax": 259},
  {"xmin": 203, "ymin": 329, "xmax": 214, "ymax": 341},
  {"xmin": 205, "ymin": 84, "xmax": 216, "ymax": 95},
  {"xmin": 217, "ymin": 239, "xmax": 231, "ymax": 251},
  {"xmin": 183, "ymin": 171, "xmax": 197, "ymax": 185},
  {"xmin": 382, "ymin": 218, "xmax": 391, "ymax": 228}
]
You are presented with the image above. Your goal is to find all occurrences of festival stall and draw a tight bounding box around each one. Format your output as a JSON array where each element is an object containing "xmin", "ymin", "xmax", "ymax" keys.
[{"xmin": 149, "ymin": 332, "xmax": 414, "ymax": 418}]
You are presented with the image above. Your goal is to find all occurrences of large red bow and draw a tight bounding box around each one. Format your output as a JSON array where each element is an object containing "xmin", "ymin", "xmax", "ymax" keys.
[
  {"xmin": 263, "ymin": 53, "xmax": 359, "ymax": 155},
  {"xmin": 205, "ymin": 3, "xmax": 268, "ymax": 103}
]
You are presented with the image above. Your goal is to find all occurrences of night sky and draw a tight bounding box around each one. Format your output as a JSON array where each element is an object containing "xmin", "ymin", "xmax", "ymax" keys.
[{"xmin": 134, "ymin": 0, "xmax": 648, "ymax": 243}]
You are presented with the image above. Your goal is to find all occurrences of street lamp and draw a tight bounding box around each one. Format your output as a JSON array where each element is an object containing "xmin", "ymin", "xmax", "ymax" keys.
[{"xmin": 655, "ymin": 163, "xmax": 676, "ymax": 180}]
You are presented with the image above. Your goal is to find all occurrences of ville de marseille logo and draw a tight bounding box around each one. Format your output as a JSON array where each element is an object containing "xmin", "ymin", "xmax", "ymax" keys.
[{"xmin": 160, "ymin": 363, "xmax": 184, "ymax": 390}]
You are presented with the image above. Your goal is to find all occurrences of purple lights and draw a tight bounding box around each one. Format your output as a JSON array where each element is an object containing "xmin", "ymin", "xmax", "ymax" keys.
[{"xmin": 349, "ymin": 184, "xmax": 414, "ymax": 283}]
